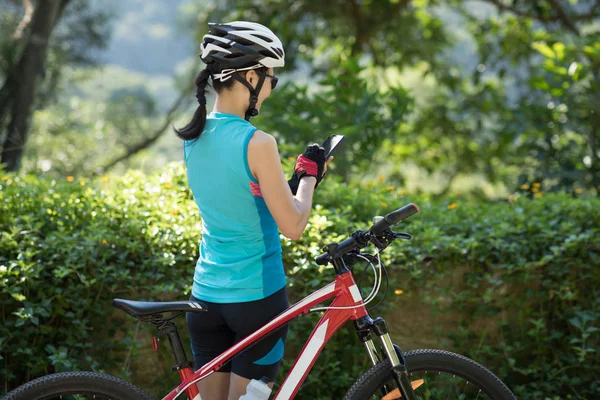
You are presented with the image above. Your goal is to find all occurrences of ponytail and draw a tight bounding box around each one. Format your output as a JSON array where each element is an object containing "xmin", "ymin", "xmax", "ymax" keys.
[{"xmin": 174, "ymin": 68, "xmax": 212, "ymax": 141}]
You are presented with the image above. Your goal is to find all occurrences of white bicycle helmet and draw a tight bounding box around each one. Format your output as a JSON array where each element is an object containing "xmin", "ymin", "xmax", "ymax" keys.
[
  {"xmin": 198, "ymin": 21, "xmax": 284, "ymax": 120},
  {"xmin": 201, "ymin": 21, "xmax": 285, "ymax": 82}
]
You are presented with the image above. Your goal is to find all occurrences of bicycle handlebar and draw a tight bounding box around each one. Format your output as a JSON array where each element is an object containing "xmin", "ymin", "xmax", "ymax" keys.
[
  {"xmin": 369, "ymin": 203, "xmax": 419, "ymax": 235},
  {"xmin": 315, "ymin": 231, "xmax": 367, "ymax": 265},
  {"xmin": 315, "ymin": 253, "xmax": 329, "ymax": 265},
  {"xmin": 315, "ymin": 203, "xmax": 419, "ymax": 266}
]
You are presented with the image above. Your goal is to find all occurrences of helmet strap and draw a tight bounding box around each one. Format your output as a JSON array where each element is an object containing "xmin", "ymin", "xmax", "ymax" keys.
[{"xmin": 232, "ymin": 70, "xmax": 267, "ymax": 121}]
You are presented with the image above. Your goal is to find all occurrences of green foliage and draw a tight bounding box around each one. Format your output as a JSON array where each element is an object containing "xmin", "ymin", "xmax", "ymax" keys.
[
  {"xmin": 0, "ymin": 164, "xmax": 200, "ymax": 392},
  {"xmin": 516, "ymin": 35, "xmax": 600, "ymax": 191},
  {"xmin": 465, "ymin": 5, "xmax": 600, "ymax": 194},
  {"xmin": 205, "ymin": 0, "xmax": 450, "ymax": 71},
  {"xmin": 1, "ymin": 165, "xmax": 598, "ymax": 398},
  {"xmin": 187, "ymin": 0, "xmax": 600, "ymax": 195},
  {"xmin": 4, "ymin": 0, "xmax": 596, "ymax": 195},
  {"xmin": 256, "ymin": 56, "xmax": 412, "ymax": 178}
]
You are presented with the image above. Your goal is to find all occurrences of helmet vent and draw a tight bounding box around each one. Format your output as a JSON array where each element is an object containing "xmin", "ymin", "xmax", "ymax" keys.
[
  {"xmin": 253, "ymin": 34, "xmax": 273, "ymax": 42},
  {"xmin": 259, "ymin": 50, "xmax": 276, "ymax": 57},
  {"xmin": 234, "ymin": 38, "xmax": 254, "ymax": 46}
]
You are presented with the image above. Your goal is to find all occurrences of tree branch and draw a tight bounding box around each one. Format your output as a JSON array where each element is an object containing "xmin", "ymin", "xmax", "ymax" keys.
[
  {"xmin": 0, "ymin": 76, "xmax": 13, "ymax": 142},
  {"xmin": 589, "ymin": 103, "xmax": 599, "ymax": 184},
  {"xmin": 12, "ymin": 0, "xmax": 34, "ymax": 40},
  {"xmin": 594, "ymin": 0, "xmax": 600, "ymax": 15},
  {"xmin": 391, "ymin": 0, "xmax": 411, "ymax": 15},
  {"xmin": 483, "ymin": 0, "xmax": 543, "ymax": 19},
  {"xmin": 349, "ymin": 0, "xmax": 410, "ymax": 57},
  {"xmin": 56, "ymin": 0, "xmax": 72, "ymax": 22},
  {"xmin": 349, "ymin": 0, "xmax": 364, "ymax": 57},
  {"xmin": 95, "ymin": 89, "xmax": 191, "ymax": 174},
  {"xmin": 482, "ymin": 0, "xmax": 600, "ymax": 27},
  {"xmin": 546, "ymin": 0, "xmax": 580, "ymax": 36}
]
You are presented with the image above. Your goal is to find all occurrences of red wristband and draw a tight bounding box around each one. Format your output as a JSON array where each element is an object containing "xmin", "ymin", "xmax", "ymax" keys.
[{"xmin": 295, "ymin": 154, "xmax": 318, "ymax": 177}]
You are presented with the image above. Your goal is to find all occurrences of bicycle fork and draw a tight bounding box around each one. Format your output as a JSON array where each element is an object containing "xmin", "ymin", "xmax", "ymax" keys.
[{"xmin": 355, "ymin": 316, "xmax": 417, "ymax": 400}]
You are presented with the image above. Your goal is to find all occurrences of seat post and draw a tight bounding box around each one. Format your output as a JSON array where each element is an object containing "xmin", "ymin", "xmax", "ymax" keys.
[{"xmin": 160, "ymin": 321, "xmax": 193, "ymax": 371}]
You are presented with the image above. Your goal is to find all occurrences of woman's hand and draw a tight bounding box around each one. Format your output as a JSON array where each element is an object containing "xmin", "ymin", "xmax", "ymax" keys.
[{"xmin": 288, "ymin": 145, "xmax": 333, "ymax": 194}]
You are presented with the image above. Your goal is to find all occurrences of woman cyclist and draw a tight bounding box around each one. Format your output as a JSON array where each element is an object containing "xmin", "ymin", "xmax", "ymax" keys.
[{"xmin": 175, "ymin": 21, "xmax": 332, "ymax": 399}]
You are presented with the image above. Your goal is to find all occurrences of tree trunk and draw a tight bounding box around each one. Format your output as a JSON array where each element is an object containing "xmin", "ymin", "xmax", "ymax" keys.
[{"xmin": 0, "ymin": 0, "xmax": 68, "ymax": 172}]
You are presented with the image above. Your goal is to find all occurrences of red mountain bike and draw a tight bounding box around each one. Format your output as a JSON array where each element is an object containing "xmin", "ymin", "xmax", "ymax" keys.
[{"xmin": 5, "ymin": 204, "xmax": 517, "ymax": 400}]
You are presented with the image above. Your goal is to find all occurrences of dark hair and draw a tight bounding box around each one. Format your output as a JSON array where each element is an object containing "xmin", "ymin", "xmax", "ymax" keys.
[{"xmin": 174, "ymin": 66, "xmax": 267, "ymax": 141}]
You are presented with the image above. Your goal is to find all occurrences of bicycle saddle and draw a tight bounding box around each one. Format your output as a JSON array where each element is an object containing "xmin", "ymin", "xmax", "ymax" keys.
[{"xmin": 113, "ymin": 298, "xmax": 208, "ymax": 317}]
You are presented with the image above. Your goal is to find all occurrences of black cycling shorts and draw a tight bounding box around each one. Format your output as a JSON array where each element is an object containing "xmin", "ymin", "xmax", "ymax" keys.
[{"xmin": 186, "ymin": 287, "xmax": 289, "ymax": 381}]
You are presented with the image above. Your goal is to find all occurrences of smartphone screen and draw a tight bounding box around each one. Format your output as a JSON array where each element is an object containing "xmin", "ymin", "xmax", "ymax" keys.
[{"xmin": 321, "ymin": 134, "xmax": 345, "ymax": 158}]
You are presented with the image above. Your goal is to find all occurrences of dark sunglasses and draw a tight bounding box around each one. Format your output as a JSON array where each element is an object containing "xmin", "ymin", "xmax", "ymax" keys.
[{"xmin": 264, "ymin": 73, "xmax": 279, "ymax": 89}]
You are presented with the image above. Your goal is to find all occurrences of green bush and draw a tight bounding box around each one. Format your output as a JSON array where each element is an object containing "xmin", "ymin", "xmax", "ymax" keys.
[{"xmin": 1, "ymin": 165, "xmax": 598, "ymax": 399}]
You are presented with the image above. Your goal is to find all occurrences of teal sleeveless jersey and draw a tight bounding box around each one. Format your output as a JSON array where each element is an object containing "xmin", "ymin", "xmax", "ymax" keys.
[{"xmin": 184, "ymin": 112, "xmax": 286, "ymax": 303}]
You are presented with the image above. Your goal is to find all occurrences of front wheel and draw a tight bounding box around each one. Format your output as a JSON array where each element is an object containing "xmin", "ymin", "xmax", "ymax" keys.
[
  {"xmin": 344, "ymin": 349, "xmax": 516, "ymax": 400},
  {"xmin": 4, "ymin": 371, "xmax": 155, "ymax": 400}
]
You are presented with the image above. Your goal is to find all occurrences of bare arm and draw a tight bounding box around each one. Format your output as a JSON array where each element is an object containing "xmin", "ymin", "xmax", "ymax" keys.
[{"xmin": 247, "ymin": 130, "xmax": 317, "ymax": 240}]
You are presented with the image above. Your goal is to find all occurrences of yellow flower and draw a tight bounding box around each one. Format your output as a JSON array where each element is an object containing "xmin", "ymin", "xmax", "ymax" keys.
[
  {"xmin": 397, "ymin": 189, "xmax": 407, "ymax": 196},
  {"xmin": 80, "ymin": 180, "xmax": 86, "ymax": 186},
  {"xmin": 386, "ymin": 185, "xmax": 395, "ymax": 191},
  {"xmin": 534, "ymin": 192, "xmax": 543, "ymax": 198},
  {"xmin": 101, "ymin": 176, "xmax": 109, "ymax": 183},
  {"xmin": 102, "ymin": 239, "xmax": 108, "ymax": 245},
  {"xmin": 378, "ymin": 176, "xmax": 385, "ymax": 183},
  {"xmin": 532, "ymin": 182, "xmax": 541, "ymax": 188},
  {"xmin": 447, "ymin": 203, "xmax": 458, "ymax": 210},
  {"xmin": 394, "ymin": 289, "xmax": 404, "ymax": 295},
  {"xmin": 575, "ymin": 188, "xmax": 583, "ymax": 194},
  {"xmin": 1, "ymin": 176, "xmax": 9, "ymax": 181},
  {"xmin": 163, "ymin": 183, "xmax": 172, "ymax": 189},
  {"xmin": 380, "ymin": 202, "xmax": 388, "ymax": 208},
  {"xmin": 508, "ymin": 195, "xmax": 518, "ymax": 202},
  {"xmin": 66, "ymin": 176, "xmax": 75, "ymax": 182},
  {"xmin": 171, "ymin": 209, "xmax": 179, "ymax": 216},
  {"xmin": 520, "ymin": 184, "xmax": 529, "ymax": 190},
  {"xmin": 531, "ymin": 187, "xmax": 539, "ymax": 193}
]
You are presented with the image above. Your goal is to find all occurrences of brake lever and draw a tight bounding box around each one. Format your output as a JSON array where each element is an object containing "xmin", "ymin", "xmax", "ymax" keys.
[
  {"xmin": 370, "ymin": 231, "xmax": 393, "ymax": 250},
  {"xmin": 370, "ymin": 229, "xmax": 412, "ymax": 250},
  {"xmin": 393, "ymin": 232, "xmax": 412, "ymax": 240}
]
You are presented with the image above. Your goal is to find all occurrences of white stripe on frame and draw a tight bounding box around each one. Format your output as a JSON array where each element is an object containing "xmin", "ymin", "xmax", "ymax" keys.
[
  {"xmin": 276, "ymin": 319, "xmax": 329, "ymax": 399},
  {"xmin": 349, "ymin": 285, "xmax": 362, "ymax": 303}
]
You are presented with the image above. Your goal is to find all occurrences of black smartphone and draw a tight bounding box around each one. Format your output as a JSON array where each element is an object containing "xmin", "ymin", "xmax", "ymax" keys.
[{"xmin": 321, "ymin": 134, "xmax": 345, "ymax": 158}]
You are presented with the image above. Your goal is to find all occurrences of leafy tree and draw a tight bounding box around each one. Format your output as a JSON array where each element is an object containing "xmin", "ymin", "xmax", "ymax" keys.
[
  {"xmin": 467, "ymin": 0, "xmax": 600, "ymax": 192},
  {"xmin": 0, "ymin": 0, "xmax": 111, "ymax": 172},
  {"xmin": 197, "ymin": 0, "xmax": 600, "ymax": 194},
  {"xmin": 205, "ymin": 0, "xmax": 450, "ymax": 70}
]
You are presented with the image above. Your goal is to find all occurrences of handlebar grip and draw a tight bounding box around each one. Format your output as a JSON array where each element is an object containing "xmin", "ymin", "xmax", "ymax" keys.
[
  {"xmin": 315, "ymin": 234, "xmax": 361, "ymax": 265},
  {"xmin": 315, "ymin": 253, "xmax": 329, "ymax": 265},
  {"xmin": 370, "ymin": 203, "xmax": 419, "ymax": 235}
]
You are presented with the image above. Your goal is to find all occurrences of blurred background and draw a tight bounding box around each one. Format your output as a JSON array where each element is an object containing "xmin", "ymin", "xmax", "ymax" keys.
[
  {"xmin": 1, "ymin": 0, "xmax": 598, "ymax": 196},
  {"xmin": 1, "ymin": 0, "xmax": 599, "ymax": 399}
]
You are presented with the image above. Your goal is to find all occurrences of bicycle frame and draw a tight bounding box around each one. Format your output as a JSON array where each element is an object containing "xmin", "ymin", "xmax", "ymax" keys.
[{"xmin": 163, "ymin": 271, "xmax": 368, "ymax": 400}]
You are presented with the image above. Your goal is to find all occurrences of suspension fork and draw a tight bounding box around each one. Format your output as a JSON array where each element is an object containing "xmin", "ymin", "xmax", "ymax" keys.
[
  {"xmin": 354, "ymin": 316, "xmax": 417, "ymax": 400},
  {"xmin": 355, "ymin": 317, "xmax": 380, "ymax": 366}
]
